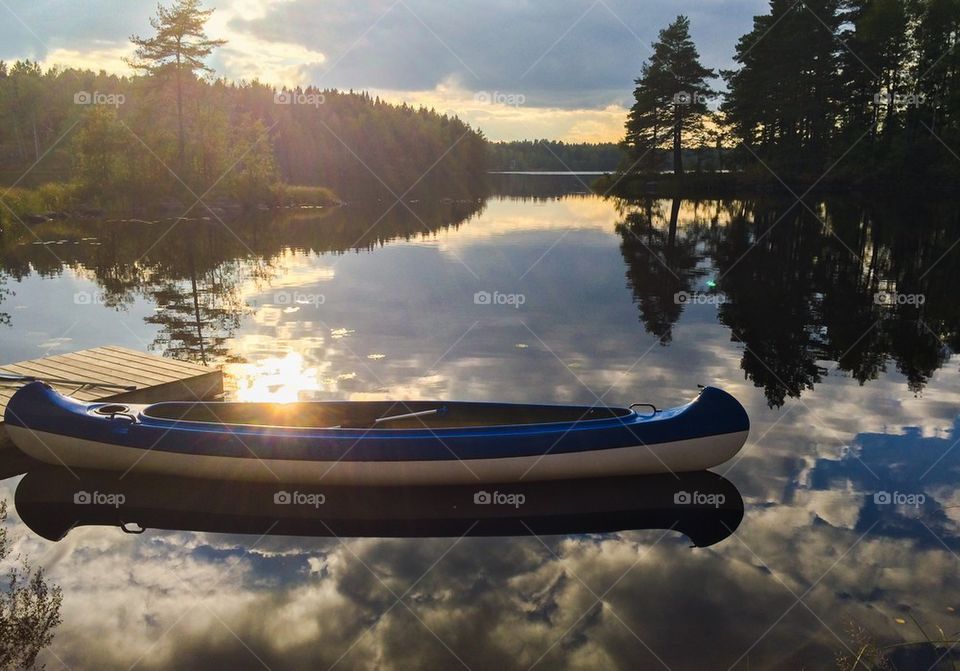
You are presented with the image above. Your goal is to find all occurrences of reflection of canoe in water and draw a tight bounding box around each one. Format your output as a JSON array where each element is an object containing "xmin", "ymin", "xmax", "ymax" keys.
[
  {"xmin": 15, "ymin": 468, "xmax": 744, "ymax": 547},
  {"xmin": 4, "ymin": 382, "xmax": 749, "ymax": 484}
]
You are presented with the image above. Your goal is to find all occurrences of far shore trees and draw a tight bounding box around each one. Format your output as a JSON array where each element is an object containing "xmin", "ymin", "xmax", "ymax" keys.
[
  {"xmin": 0, "ymin": 0, "xmax": 487, "ymax": 221},
  {"xmin": 623, "ymin": 16, "xmax": 716, "ymax": 177}
]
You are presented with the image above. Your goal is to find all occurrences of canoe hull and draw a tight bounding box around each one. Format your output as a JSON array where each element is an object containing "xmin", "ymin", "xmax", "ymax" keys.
[
  {"xmin": 6, "ymin": 425, "xmax": 749, "ymax": 485},
  {"xmin": 4, "ymin": 382, "xmax": 750, "ymax": 483}
]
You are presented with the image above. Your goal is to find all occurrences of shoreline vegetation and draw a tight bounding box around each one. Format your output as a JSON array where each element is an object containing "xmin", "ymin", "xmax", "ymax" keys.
[
  {"xmin": 0, "ymin": 0, "xmax": 485, "ymax": 228},
  {"xmin": 610, "ymin": 4, "xmax": 960, "ymax": 198},
  {"xmin": 1, "ymin": 182, "xmax": 342, "ymax": 225},
  {"xmin": 4, "ymin": 0, "xmax": 960, "ymax": 225},
  {"xmin": 591, "ymin": 168, "xmax": 960, "ymax": 198}
]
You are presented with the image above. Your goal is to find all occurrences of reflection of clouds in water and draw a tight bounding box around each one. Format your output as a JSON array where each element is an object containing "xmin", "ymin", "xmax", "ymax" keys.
[
  {"xmin": 35, "ymin": 521, "xmax": 960, "ymax": 669},
  {"xmin": 225, "ymin": 203, "xmax": 740, "ymax": 407},
  {"xmin": 12, "ymin": 421, "xmax": 958, "ymax": 671},
  {"xmin": 7, "ymin": 195, "xmax": 960, "ymax": 667}
]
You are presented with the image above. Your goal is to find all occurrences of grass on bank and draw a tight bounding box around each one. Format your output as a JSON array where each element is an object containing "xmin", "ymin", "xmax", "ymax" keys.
[{"xmin": 0, "ymin": 181, "xmax": 340, "ymax": 226}]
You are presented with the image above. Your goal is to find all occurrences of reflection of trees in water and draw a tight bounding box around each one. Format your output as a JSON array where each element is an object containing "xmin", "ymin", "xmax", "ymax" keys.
[
  {"xmin": 615, "ymin": 198, "xmax": 710, "ymax": 343},
  {"xmin": 0, "ymin": 230, "xmax": 14, "ymax": 327},
  {"xmin": 712, "ymin": 203, "xmax": 828, "ymax": 407},
  {"xmin": 0, "ymin": 501, "xmax": 62, "ymax": 670},
  {"xmin": 0, "ymin": 274, "xmax": 10, "ymax": 327},
  {"xmin": 616, "ymin": 195, "xmax": 960, "ymax": 407},
  {"xmin": 0, "ymin": 194, "xmax": 486, "ymax": 364},
  {"xmin": 145, "ymin": 258, "xmax": 249, "ymax": 365}
]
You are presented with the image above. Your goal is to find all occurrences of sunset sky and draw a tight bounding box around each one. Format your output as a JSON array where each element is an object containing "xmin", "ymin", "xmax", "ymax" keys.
[{"xmin": 0, "ymin": 0, "xmax": 767, "ymax": 142}]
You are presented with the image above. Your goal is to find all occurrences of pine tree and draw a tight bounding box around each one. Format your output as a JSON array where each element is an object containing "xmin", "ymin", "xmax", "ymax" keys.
[
  {"xmin": 127, "ymin": 0, "xmax": 226, "ymax": 168},
  {"xmin": 723, "ymin": 0, "xmax": 843, "ymax": 172},
  {"xmin": 623, "ymin": 16, "xmax": 716, "ymax": 177}
]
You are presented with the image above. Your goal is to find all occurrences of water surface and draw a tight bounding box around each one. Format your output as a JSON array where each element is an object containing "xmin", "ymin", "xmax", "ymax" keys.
[{"xmin": 1, "ymin": 181, "xmax": 959, "ymax": 669}]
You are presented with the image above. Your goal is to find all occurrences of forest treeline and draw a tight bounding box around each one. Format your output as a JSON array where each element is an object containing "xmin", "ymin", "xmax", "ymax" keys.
[
  {"xmin": 0, "ymin": 0, "xmax": 486, "ymax": 222},
  {"xmin": 0, "ymin": 64, "xmax": 487, "ymax": 212},
  {"xmin": 488, "ymin": 140, "xmax": 622, "ymax": 172},
  {"xmin": 622, "ymin": 0, "xmax": 960, "ymax": 186}
]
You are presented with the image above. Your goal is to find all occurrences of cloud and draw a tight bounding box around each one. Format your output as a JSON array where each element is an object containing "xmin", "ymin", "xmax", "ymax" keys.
[
  {"xmin": 229, "ymin": 0, "xmax": 760, "ymax": 109},
  {"xmin": 40, "ymin": 44, "xmax": 133, "ymax": 74},
  {"xmin": 0, "ymin": 0, "xmax": 764, "ymax": 140},
  {"xmin": 370, "ymin": 80, "xmax": 628, "ymax": 141},
  {"xmin": 0, "ymin": 0, "xmax": 150, "ymax": 62}
]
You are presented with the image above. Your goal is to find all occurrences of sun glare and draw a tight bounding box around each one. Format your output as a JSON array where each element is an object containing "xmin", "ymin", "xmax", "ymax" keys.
[{"xmin": 227, "ymin": 352, "xmax": 323, "ymax": 403}]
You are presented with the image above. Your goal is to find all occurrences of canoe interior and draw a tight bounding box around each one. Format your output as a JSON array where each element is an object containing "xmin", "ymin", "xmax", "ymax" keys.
[{"xmin": 140, "ymin": 400, "xmax": 634, "ymax": 429}]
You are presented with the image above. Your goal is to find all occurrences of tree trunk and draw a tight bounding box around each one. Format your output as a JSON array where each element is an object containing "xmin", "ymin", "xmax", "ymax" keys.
[
  {"xmin": 668, "ymin": 197, "xmax": 680, "ymax": 246},
  {"xmin": 176, "ymin": 45, "xmax": 185, "ymax": 169},
  {"xmin": 673, "ymin": 110, "xmax": 683, "ymax": 177},
  {"xmin": 32, "ymin": 114, "xmax": 40, "ymax": 162},
  {"xmin": 188, "ymin": 254, "xmax": 207, "ymax": 366}
]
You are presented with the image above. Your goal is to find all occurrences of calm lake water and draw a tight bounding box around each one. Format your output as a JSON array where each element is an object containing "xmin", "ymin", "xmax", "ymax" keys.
[{"xmin": 2, "ymin": 177, "xmax": 960, "ymax": 669}]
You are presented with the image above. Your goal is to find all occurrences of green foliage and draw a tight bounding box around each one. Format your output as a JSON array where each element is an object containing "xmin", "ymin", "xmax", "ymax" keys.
[
  {"xmin": 128, "ymin": 0, "xmax": 227, "ymax": 166},
  {"xmin": 0, "ymin": 500, "xmax": 63, "ymax": 670},
  {"xmin": 127, "ymin": 0, "xmax": 226, "ymax": 76},
  {"xmin": 269, "ymin": 183, "xmax": 340, "ymax": 207},
  {"xmin": 0, "ymin": 188, "xmax": 43, "ymax": 217},
  {"xmin": 723, "ymin": 0, "xmax": 960, "ymax": 181},
  {"xmin": 72, "ymin": 106, "xmax": 131, "ymax": 203},
  {"xmin": 221, "ymin": 116, "xmax": 279, "ymax": 207},
  {"xmin": 723, "ymin": 0, "xmax": 843, "ymax": 173},
  {"xmin": 0, "ymin": 0, "xmax": 486, "ymax": 213},
  {"xmin": 0, "ymin": 72, "xmax": 485, "ymax": 209},
  {"xmin": 0, "ymin": 184, "xmax": 80, "ymax": 229},
  {"xmin": 34, "ymin": 182, "xmax": 78, "ymax": 211}
]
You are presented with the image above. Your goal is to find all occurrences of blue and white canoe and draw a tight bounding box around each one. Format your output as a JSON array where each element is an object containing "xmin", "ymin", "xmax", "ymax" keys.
[{"xmin": 3, "ymin": 382, "xmax": 749, "ymax": 485}]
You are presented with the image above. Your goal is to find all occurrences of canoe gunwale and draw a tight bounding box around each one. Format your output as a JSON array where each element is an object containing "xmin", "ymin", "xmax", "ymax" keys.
[
  {"xmin": 133, "ymin": 399, "xmax": 644, "ymax": 433},
  {"xmin": 133, "ymin": 406, "xmax": 649, "ymax": 434}
]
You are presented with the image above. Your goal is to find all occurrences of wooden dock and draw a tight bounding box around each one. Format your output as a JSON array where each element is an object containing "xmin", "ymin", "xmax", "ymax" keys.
[{"xmin": 0, "ymin": 346, "xmax": 223, "ymax": 477}]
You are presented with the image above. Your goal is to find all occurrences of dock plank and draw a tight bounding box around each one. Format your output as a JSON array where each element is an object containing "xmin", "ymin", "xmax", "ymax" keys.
[
  {"xmin": 46, "ymin": 352, "xmax": 177, "ymax": 386},
  {"xmin": 100, "ymin": 346, "xmax": 211, "ymax": 375},
  {"xmin": 1, "ymin": 360, "xmax": 151, "ymax": 389},
  {"xmin": 0, "ymin": 347, "xmax": 224, "ymax": 468}
]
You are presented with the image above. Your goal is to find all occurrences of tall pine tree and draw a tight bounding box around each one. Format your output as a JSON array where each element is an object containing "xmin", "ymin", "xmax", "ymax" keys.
[
  {"xmin": 127, "ymin": 0, "xmax": 226, "ymax": 168},
  {"xmin": 623, "ymin": 16, "xmax": 716, "ymax": 177}
]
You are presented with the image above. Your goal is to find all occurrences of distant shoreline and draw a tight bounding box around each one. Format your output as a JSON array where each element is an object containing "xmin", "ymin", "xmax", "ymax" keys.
[
  {"xmin": 488, "ymin": 171, "xmax": 610, "ymax": 176},
  {"xmin": 592, "ymin": 171, "xmax": 960, "ymax": 198}
]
